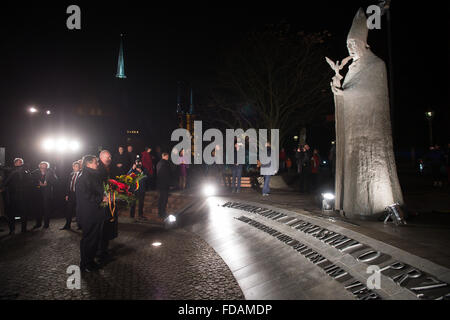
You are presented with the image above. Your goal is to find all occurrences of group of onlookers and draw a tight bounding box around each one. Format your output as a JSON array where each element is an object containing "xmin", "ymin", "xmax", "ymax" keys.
[{"xmin": 423, "ymin": 144, "xmax": 450, "ymax": 187}]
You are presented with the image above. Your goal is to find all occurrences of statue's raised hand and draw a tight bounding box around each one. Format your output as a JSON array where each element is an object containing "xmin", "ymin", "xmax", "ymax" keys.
[{"xmin": 330, "ymin": 81, "xmax": 344, "ymax": 96}]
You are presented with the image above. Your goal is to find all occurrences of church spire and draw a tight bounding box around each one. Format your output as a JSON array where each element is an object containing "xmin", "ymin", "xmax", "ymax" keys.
[
  {"xmin": 116, "ymin": 34, "xmax": 126, "ymax": 79},
  {"xmin": 176, "ymin": 81, "xmax": 182, "ymax": 113},
  {"xmin": 189, "ymin": 88, "xmax": 194, "ymax": 114}
]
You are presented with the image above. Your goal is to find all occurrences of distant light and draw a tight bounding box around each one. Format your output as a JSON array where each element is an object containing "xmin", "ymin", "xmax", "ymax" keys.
[
  {"xmin": 152, "ymin": 242, "xmax": 162, "ymax": 247},
  {"xmin": 203, "ymin": 184, "xmax": 216, "ymax": 197},
  {"xmin": 29, "ymin": 107, "xmax": 38, "ymax": 113},
  {"xmin": 168, "ymin": 215, "xmax": 177, "ymax": 223},
  {"xmin": 293, "ymin": 136, "xmax": 299, "ymax": 141},
  {"xmin": 46, "ymin": 110, "xmax": 51, "ymax": 115},
  {"xmin": 322, "ymin": 161, "xmax": 327, "ymax": 165},
  {"xmin": 322, "ymin": 193, "xmax": 335, "ymax": 200},
  {"xmin": 425, "ymin": 111, "xmax": 435, "ymax": 120}
]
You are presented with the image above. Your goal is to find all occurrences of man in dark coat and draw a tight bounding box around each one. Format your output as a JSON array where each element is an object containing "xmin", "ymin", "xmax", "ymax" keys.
[
  {"xmin": 61, "ymin": 161, "xmax": 81, "ymax": 230},
  {"xmin": 76, "ymin": 155, "xmax": 105, "ymax": 272},
  {"xmin": 32, "ymin": 161, "xmax": 58, "ymax": 229},
  {"xmin": 97, "ymin": 150, "xmax": 117, "ymax": 264},
  {"xmin": 1, "ymin": 158, "xmax": 30, "ymax": 234},
  {"xmin": 113, "ymin": 146, "xmax": 129, "ymax": 177},
  {"xmin": 126, "ymin": 145, "xmax": 137, "ymax": 170},
  {"xmin": 156, "ymin": 152, "xmax": 172, "ymax": 220},
  {"xmin": 296, "ymin": 144, "xmax": 312, "ymax": 193}
]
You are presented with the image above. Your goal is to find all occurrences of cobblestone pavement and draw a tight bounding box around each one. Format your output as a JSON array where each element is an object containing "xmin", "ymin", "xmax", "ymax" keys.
[{"xmin": 0, "ymin": 219, "xmax": 244, "ymax": 300}]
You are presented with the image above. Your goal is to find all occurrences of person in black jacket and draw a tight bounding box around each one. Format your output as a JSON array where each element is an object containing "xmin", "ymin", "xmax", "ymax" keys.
[
  {"xmin": 1, "ymin": 158, "xmax": 30, "ymax": 234},
  {"xmin": 113, "ymin": 146, "xmax": 129, "ymax": 177},
  {"xmin": 32, "ymin": 161, "xmax": 58, "ymax": 229},
  {"xmin": 61, "ymin": 161, "xmax": 81, "ymax": 230},
  {"xmin": 126, "ymin": 145, "xmax": 137, "ymax": 170},
  {"xmin": 76, "ymin": 155, "xmax": 105, "ymax": 272},
  {"xmin": 97, "ymin": 150, "xmax": 117, "ymax": 265},
  {"xmin": 128, "ymin": 159, "xmax": 149, "ymax": 220},
  {"xmin": 156, "ymin": 153, "xmax": 172, "ymax": 220}
]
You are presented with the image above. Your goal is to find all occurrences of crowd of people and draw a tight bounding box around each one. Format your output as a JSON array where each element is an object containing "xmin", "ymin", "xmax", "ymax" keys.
[{"xmin": 0, "ymin": 144, "xmax": 176, "ymax": 272}]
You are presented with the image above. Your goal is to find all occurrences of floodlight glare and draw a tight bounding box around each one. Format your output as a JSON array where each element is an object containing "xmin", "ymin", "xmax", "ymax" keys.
[
  {"xmin": 152, "ymin": 242, "xmax": 162, "ymax": 247},
  {"xmin": 29, "ymin": 107, "xmax": 38, "ymax": 113},
  {"xmin": 69, "ymin": 140, "xmax": 80, "ymax": 151},
  {"xmin": 203, "ymin": 184, "xmax": 216, "ymax": 197},
  {"xmin": 42, "ymin": 138, "xmax": 55, "ymax": 151},
  {"xmin": 321, "ymin": 193, "xmax": 335, "ymax": 212},
  {"xmin": 56, "ymin": 138, "xmax": 68, "ymax": 152},
  {"xmin": 168, "ymin": 215, "xmax": 177, "ymax": 223},
  {"xmin": 46, "ymin": 110, "xmax": 51, "ymax": 115}
]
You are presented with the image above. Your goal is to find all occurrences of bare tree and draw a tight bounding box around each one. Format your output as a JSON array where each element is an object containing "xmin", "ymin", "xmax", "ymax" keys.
[{"xmin": 202, "ymin": 24, "xmax": 333, "ymax": 145}]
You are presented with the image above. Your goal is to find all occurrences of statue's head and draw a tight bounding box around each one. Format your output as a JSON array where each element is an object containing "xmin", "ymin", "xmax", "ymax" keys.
[
  {"xmin": 347, "ymin": 39, "xmax": 368, "ymax": 61},
  {"xmin": 347, "ymin": 8, "xmax": 369, "ymax": 60}
]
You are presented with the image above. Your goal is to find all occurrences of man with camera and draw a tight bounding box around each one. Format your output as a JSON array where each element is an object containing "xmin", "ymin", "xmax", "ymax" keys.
[{"xmin": 128, "ymin": 157, "xmax": 149, "ymax": 220}]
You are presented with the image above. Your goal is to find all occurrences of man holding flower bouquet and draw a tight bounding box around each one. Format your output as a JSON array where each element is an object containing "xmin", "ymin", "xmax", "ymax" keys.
[{"xmin": 98, "ymin": 150, "xmax": 117, "ymax": 265}]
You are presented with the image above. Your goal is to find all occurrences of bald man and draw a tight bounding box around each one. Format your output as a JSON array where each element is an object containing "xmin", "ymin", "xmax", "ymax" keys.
[{"xmin": 97, "ymin": 150, "xmax": 118, "ymax": 265}]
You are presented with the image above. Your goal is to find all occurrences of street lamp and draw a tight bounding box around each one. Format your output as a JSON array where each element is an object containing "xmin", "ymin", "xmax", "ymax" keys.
[{"xmin": 425, "ymin": 110, "xmax": 435, "ymax": 146}]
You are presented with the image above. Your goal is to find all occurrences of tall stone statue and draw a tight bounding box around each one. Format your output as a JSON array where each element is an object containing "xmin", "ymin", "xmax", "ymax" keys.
[{"xmin": 326, "ymin": 8, "xmax": 403, "ymax": 219}]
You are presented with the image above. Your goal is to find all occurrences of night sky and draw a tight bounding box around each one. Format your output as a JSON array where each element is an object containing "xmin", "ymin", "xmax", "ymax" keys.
[{"xmin": 0, "ymin": 1, "xmax": 448, "ymax": 165}]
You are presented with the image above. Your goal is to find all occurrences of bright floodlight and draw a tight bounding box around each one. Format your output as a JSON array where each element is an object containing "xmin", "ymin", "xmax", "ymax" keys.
[
  {"xmin": 168, "ymin": 215, "xmax": 177, "ymax": 223},
  {"xmin": 203, "ymin": 184, "xmax": 216, "ymax": 197},
  {"xmin": 29, "ymin": 107, "xmax": 38, "ymax": 113},
  {"xmin": 56, "ymin": 138, "xmax": 68, "ymax": 152},
  {"xmin": 152, "ymin": 242, "xmax": 162, "ymax": 247},
  {"xmin": 46, "ymin": 110, "xmax": 51, "ymax": 115},
  {"xmin": 42, "ymin": 138, "xmax": 55, "ymax": 151},
  {"xmin": 69, "ymin": 140, "xmax": 80, "ymax": 151},
  {"xmin": 322, "ymin": 193, "xmax": 335, "ymax": 200}
]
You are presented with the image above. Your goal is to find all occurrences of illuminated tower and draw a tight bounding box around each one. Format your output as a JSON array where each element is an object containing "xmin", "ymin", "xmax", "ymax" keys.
[
  {"xmin": 186, "ymin": 88, "xmax": 195, "ymax": 136},
  {"xmin": 116, "ymin": 34, "xmax": 127, "ymax": 79},
  {"xmin": 115, "ymin": 34, "xmax": 130, "ymax": 143},
  {"xmin": 186, "ymin": 88, "xmax": 196, "ymax": 157},
  {"xmin": 176, "ymin": 81, "xmax": 184, "ymax": 128}
]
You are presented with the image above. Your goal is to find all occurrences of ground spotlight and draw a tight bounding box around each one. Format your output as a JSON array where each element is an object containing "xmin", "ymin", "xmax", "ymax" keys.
[
  {"xmin": 384, "ymin": 203, "xmax": 407, "ymax": 226},
  {"xmin": 202, "ymin": 184, "xmax": 216, "ymax": 197},
  {"xmin": 321, "ymin": 192, "xmax": 335, "ymax": 212}
]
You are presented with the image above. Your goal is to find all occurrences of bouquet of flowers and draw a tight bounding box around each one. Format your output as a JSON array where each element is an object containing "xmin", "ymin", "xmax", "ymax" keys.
[{"xmin": 102, "ymin": 173, "xmax": 146, "ymax": 221}]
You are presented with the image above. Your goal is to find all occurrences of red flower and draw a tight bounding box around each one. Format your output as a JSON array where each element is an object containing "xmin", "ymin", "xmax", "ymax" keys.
[{"xmin": 109, "ymin": 179, "xmax": 129, "ymax": 192}]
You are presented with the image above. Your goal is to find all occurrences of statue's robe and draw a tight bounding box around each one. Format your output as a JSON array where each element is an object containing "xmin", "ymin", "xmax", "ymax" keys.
[{"xmin": 337, "ymin": 50, "xmax": 403, "ymax": 218}]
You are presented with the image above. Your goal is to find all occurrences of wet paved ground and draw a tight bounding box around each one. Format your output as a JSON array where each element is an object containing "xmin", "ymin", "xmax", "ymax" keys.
[
  {"xmin": 0, "ymin": 220, "xmax": 244, "ymax": 300},
  {"xmin": 227, "ymin": 188, "xmax": 450, "ymax": 269}
]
